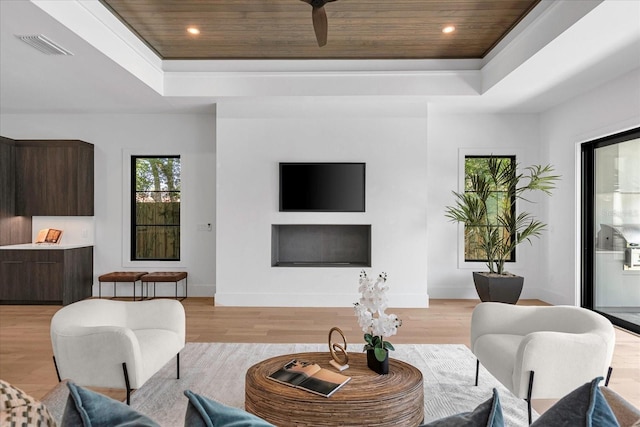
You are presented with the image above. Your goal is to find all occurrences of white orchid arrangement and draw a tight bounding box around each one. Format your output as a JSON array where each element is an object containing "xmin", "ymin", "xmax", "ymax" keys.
[{"xmin": 353, "ymin": 270, "xmax": 402, "ymax": 362}]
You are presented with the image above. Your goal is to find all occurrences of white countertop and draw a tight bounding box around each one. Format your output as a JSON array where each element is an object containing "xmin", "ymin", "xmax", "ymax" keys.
[{"xmin": 0, "ymin": 243, "xmax": 93, "ymax": 250}]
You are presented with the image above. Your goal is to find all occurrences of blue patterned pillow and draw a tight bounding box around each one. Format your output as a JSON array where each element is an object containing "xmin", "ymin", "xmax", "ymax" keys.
[
  {"xmin": 61, "ymin": 382, "xmax": 159, "ymax": 427},
  {"xmin": 420, "ymin": 388, "xmax": 504, "ymax": 426},
  {"xmin": 184, "ymin": 390, "xmax": 275, "ymax": 427},
  {"xmin": 531, "ymin": 377, "xmax": 619, "ymax": 426}
]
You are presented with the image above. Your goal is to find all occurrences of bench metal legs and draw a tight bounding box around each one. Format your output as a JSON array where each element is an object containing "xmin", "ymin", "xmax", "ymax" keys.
[
  {"xmin": 99, "ymin": 280, "xmax": 142, "ymax": 300},
  {"xmin": 144, "ymin": 278, "xmax": 187, "ymax": 300}
]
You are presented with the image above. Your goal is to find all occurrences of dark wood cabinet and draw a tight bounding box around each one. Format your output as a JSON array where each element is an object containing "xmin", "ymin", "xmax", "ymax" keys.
[
  {"xmin": 0, "ymin": 246, "xmax": 93, "ymax": 305},
  {"xmin": 0, "ymin": 137, "xmax": 15, "ymax": 229},
  {"xmin": 0, "ymin": 137, "xmax": 31, "ymax": 245},
  {"xmin": 15, "ymin": 140, "xmax": 94, "ymax": 216}
]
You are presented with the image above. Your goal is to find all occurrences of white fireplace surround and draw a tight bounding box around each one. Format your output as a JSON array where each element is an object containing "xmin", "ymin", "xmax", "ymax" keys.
[{"xmin": 215, "ymin": 99, "xmax": 430, "ymax": 307}]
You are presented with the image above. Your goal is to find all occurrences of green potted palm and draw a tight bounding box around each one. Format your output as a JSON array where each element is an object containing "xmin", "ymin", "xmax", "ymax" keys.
[{"xmin": 444, "ymin": 157, "xmax": 560, "ymax": 304}]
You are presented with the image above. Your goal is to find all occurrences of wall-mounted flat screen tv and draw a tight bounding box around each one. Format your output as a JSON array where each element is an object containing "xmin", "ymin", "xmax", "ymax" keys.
[{"xmin": 279, "ymin": 163, "xmax": 365, "ymax": 212}]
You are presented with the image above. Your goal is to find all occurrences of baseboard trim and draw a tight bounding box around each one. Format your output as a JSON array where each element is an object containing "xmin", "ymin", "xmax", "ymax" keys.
[{"xmin": 214, "ymin": 292, "xmax": 429, "ymax": 307}]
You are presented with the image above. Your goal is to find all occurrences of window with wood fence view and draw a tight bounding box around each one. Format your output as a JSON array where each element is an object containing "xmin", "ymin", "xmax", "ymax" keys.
[
  {"xmin": 132, "ymin": 156, "xmax": 180, "ymax": 261},
  {"xmin": 464, "ymin": 156, "xmax": 515, "ymax": 262}
]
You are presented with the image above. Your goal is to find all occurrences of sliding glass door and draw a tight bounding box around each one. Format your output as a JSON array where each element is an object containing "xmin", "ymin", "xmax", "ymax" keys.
[{"xmin": 582, "ymin": 128, "xmax": 640, "ymax": 334}]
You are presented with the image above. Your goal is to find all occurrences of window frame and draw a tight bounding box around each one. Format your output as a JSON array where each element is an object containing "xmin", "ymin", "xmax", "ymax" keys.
[
  {"xmin": 463, "ymin": 154, "xmax": 517, "ymax": 263},
  {"xmin": 122, "ymin": 149, "xmax": 185, "ymax": 268},
  {"xmin": 456, "ymin": 148, "xmax": 524, "ymax": 270},
  {"xmin": 581, "ymin": 127, "xmax": 640, "ymax": 335},
  {"xmin": 130, "ymin": 155, "xmax": 181, "ymax": 262}
]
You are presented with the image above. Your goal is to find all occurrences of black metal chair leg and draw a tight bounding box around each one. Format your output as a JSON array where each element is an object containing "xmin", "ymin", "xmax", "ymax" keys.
[
  {"xmin": 526, "ymin": 370, "xmax": 535, "ymax": 425},
  {"xmin": 605, "ymin": 366, "xmax": 613, "ymax": 386},
  {"xmin": 474, "ymin": 359, "xmax": 479, "ymax": 386},
  {"xmin": 177, "ymin": 353, "xmax": 180, "ymax": 379},
  {"xmin": 122, "ymin": 362, "xmax": 132, "ymax": 405},
  {"xmin": 53, "ymin": 356, "xmax": 61, "ymax": 382}
]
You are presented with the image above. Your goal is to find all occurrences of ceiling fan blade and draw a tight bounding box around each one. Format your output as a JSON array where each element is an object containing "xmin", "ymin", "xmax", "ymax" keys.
[{"xmin": 311, "ymin": 6, "xmax": 328, "ymax": 47}]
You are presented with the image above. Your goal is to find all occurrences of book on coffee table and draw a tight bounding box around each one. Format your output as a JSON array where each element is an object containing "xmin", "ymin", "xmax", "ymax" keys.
[{"xmin": 268, "ymin": 359, "xmax": 351, "ymax": 397}]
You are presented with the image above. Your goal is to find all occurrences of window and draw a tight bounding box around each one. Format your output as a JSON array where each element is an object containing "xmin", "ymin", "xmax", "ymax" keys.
[
  {"xmin": 463, "ymin": 156, "xmax": 516, "ymax": 262},
  {"xmin": 131, "ymin": 156, "xmax": 181, "ymax": 261}
]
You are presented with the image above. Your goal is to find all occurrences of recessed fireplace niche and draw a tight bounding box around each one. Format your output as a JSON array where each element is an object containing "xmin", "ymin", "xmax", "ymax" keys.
[{"xmin": 272, "ymin": 224, "xmax": 371, "ymax": 267}]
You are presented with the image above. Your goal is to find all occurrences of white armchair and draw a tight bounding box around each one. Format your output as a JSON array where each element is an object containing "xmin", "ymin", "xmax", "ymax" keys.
[
  {"xmin": 471, "ymin": 302, "xmax": 615, "ymax": 423},
  {"xmin": 50, "ymin": 298, "xmax": 185, "ymax": 404}
]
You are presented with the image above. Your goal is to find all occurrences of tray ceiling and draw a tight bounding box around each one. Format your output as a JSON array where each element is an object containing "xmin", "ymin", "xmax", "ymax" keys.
[{"xmin": 100, "ymin": 0, "xmax": 541, "ymax": 60}]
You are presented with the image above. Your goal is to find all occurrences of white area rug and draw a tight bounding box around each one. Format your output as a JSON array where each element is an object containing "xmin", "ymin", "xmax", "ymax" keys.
[{"xmin": 130, "ymin": 343, "xmax": 534, "ymax": 426}]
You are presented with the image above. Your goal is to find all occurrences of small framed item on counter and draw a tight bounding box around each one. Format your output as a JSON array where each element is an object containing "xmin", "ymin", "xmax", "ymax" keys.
[{"xmin": 35, "ymin": 228, "xmax": 63, "ymax": 244}]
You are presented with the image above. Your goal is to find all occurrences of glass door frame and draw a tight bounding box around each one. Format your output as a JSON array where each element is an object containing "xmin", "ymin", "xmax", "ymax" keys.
[{"xmin": 581, "ymin": 127, "xmax": 640, "ymax": 335}]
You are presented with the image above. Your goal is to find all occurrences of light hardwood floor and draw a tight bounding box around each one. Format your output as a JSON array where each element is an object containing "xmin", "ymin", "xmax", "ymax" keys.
[{"xmin": 0, "ymin": 298, "xmax": 638, "ymax": 415}]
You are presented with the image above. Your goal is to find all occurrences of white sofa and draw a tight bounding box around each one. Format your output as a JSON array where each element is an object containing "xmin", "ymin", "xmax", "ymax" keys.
[
  {"xmin": 50, "ymin": 298, "xmax": 185, "ymax": 404},
  {"xmin": 471, "ymin": 302, "xmax": 616, "ymax": 423}
]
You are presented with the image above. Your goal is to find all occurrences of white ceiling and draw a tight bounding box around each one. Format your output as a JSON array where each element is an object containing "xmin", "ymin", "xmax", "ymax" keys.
[{"xmin": 1, "ymin": 0, "xmax": 639, "ymax": 115}]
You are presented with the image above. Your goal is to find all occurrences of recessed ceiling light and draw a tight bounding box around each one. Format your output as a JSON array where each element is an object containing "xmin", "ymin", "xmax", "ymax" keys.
[
  {"xmin": 442, "ymin": 26, "xmax": 456, "ymax": 34},
  {"xmin": 187, "ymin": 27, "xmax": 200, "ymax": 35}
]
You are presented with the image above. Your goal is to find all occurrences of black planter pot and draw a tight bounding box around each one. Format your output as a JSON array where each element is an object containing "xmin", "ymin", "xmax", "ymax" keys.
[
  {"xmin": 472, "ymin": 272, "xmax": 524, "ymax": 304},
  {"xmin": 366, "ymin": 349, "xmax": 389, "ymax": 374}
]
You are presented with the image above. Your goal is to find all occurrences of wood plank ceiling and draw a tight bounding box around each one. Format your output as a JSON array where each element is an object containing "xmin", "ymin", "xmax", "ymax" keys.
[{"xmin": 100, "ymin": 0, "xmax": 541, "ymax": 60}]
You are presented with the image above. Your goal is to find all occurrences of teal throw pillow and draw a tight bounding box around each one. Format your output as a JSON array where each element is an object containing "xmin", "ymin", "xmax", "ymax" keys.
[
  {"xmin": 61, "ymin": 381, "xmax": 159, "ymax": 427},
  {"xmin": 420, "ymin": 388, "xmax": 504, "ymax": 427},
  {"xmin": 184, "ymin": 390, "xmax": 274, "ymax": 427},
  {"xmin": 531, "ymin": 377, "xmax": 620, "ymax": 427}
]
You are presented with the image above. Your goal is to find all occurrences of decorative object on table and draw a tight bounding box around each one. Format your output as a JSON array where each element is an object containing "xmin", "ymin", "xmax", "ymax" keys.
[
  {"xmin": 444, "ymin": 156, "xmax": 560, "ymax": 303},
  {"xmin": 354, "ymin": 270, "xmax": 402, "ymax": 374},
  {"xmin": 267, "ymin": 359, "xmax": 351, "ymax": 398},
  {"xmin": 328, "ymin": 326, "xmax": 349, "ymax": 371}
]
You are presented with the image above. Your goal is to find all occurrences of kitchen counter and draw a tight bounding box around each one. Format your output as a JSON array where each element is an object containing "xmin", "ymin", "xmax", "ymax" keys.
[
  {"xmin": 0, "ymin": 243, "xmax": 93, "ymax": 250},
  {"xmin": 1, "ymin": 245, "xmax": 93, "ymax": 305}
]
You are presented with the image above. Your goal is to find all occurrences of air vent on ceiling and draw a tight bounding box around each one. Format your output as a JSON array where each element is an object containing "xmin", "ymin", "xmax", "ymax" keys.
[{"xmin": 15, "ymin": 34, "xmax": 73, "ymax": 56}]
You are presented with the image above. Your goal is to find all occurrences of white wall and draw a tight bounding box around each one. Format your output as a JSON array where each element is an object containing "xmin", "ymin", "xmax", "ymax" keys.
[
  {"xmin": 539, "ymin": 68, "xmax": 640, "ymax": 305},
  {"xmin": 216, "ymin": 98, "xmax": 429, "ymax": 307},
  {"xmin": 426, "ymin": 113, "xmax": 545, "ymax": 299},
  {"xmin": 0, "ymin": 113, "xmax": 216, "ymax": 297},
  {"xmin": 2, "ymin": 69, "xmax": 637, "ymax": 307},
  {"xmin": 31, "ymin": 216, "xmax": 95, "ymax": 245}
]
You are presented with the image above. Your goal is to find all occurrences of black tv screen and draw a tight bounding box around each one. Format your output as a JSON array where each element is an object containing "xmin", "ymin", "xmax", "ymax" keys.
[{"xmin": 279, "ymin": 163, "xmax": 365, "ymax": 212}]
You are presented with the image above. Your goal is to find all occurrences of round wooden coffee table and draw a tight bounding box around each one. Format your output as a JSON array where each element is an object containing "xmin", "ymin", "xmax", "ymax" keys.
[{"xmin": 245, "ymin": 352, "xmax": 424, "ymax": 426}]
